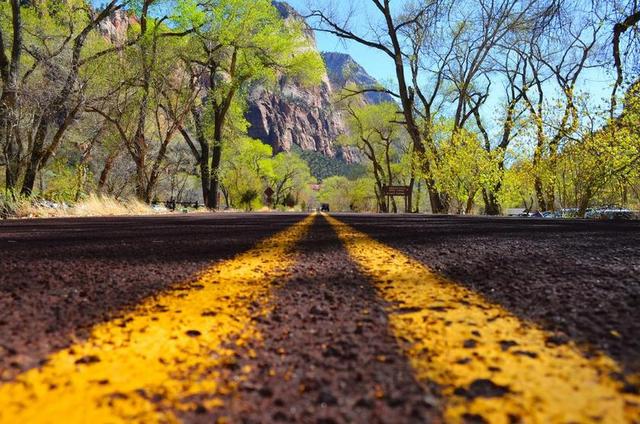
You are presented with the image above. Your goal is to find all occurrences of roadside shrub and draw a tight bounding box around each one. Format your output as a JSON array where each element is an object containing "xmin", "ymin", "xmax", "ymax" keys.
[
  {"xmin": 239, "ymin": 189, "xmax": 259, "ymax": 211},
  {"xmin": 0, "ymin": 192, "xmax": 32, "ymax": 219}
]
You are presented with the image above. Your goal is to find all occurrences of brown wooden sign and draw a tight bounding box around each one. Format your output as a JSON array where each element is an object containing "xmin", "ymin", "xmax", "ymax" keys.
[
  {"xmin": 382, "ymin": 185, "xmax": 410, "ymax": 196},
  {"xmin": 382, "ymin": 185, "xmax": 411, "ymax": 213}
]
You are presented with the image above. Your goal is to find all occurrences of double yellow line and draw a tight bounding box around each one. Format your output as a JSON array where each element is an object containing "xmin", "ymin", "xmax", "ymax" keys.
[{"xmin": 0, "ymin": 213, "xmax": 638, "ymax": 423}]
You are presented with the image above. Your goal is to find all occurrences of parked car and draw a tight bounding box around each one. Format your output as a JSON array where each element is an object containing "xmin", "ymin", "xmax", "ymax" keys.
[
  {"xmin": 320, "ymin": 203, "xmax": 330, "ymax": 212},
  {"xmin": 585, "ymin": 206, "xmax": 636, "ymax": 220}
]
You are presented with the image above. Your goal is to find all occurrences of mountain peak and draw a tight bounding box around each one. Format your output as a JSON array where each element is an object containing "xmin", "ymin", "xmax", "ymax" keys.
[
  {"xmin": 321, "ymin": 52, "xmax": 395, "ymax": 104},
  {"xmin": 272, "ymin": 1, "xmax": 299, "ymax": 20}
]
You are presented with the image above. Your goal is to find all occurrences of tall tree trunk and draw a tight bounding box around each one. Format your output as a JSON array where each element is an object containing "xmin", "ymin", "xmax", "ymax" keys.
[
  {"xmin": 483, "ymin": 185, "xmax": 502, "ymax": 215},
  {"xmin": 20, "ymin": 123, "xmax": 47, "ymax": 196},
  {"xmin": 98, "ymin": 149, "xmax": 119, "ymax": 193},
  {"xmin": 0, "ymin": 0, "xmax": 22, "ymax": 193},
  {"xmin": 465, "ymin": 193, "xmax": 475, "ymax": 215},
  {"xmin": 207, "ymin": 122, "xmax": 223, "ymax": 209},
  {"xmin": 426, "ymin": 177, "xmax": 447, "ymax": 213},
  {"xmin": 134, "ymin": 154, "xmax": 147, "ymax": 202},
  {"xmin": 199, "ymin": 157, "xmax": 210, "ymax": 206},
  {"xmin": 577, "ymin": 187, "xmax": 592, "ymax": 217},
  {"xmin": 413, "ymin": 179, "xmax": 422, "ymax": 213}
]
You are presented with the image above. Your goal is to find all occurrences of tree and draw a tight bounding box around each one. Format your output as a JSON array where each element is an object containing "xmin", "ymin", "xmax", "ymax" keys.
[
  {"xmin": 318, "ymin": 176, "xmax": 353, "ymax": 212},
  {"xmin": 0, "ymin": 0, "xmax": 131, "ymax": 196},
  {"xmin": 309, "ymin": 0, "xmax": 450, "ymax": 213},
  {"xmin": 517, "ymin": 2, "xmax": 602, "ymax": 211},
  {"xmin": 608, "ymin": 0, "xmax": 640, "ymax": 115},
  {"xmin": 89, "ymin": 14, "xmax": 199, "ymax": 202},
  {"xmin": 219, "ymin": 137, "xmax": 272, "ymax": 209},
  {"xmin": 339, "ymin": 100, "xmax": 405, "ymax": 212},
  {"xmin": 557, "ymin": 82, "xmax": 640, "ymax": 215},
  {"xmin": 431, "ymin": 122, "xmax": 501, "ymax": 214},
  {"xmin": 177, "ymin": 0, "xmax": 324, "ymax": 209},
  {"xmin": 269, "ymin": 152, "xmax": 314, "ymax": 208}
]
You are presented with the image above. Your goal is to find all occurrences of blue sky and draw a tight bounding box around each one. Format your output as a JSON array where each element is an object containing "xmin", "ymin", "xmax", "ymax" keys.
[
  {"xmin": 286, "ymin": 0, "xmax": 397, "ymax": 85},
  {"xmin": 285, "ymin": 0, "xmax": 614, "ymax": 127}
]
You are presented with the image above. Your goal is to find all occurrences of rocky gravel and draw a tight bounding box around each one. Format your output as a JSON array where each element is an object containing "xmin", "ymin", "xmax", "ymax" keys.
[
  {"xmin": 338, "ymin": 214, "xmax": 640, "ymax": 376},
  {"xmin": 185, "ymin": 216, "xmax": 440, "ymax": 424},
  {"xmin": 0, "ymin": 214, "xmax": 304, "ymax": 381}
]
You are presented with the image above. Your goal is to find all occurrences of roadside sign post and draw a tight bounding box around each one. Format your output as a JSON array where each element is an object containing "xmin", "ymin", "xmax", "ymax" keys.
[{"xmin": 382, "ymin": 185, "xmax": 411, "ymax": 213}]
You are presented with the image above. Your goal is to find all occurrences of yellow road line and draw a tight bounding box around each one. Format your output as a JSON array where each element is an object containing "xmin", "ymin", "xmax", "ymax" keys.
[
  {"xmin": 326, "ymin": 214, "xmax": 640, "ymax": 424},
  {"xmin": 0, "ymin": 214, "xmax": 315, "ymax": 424}
]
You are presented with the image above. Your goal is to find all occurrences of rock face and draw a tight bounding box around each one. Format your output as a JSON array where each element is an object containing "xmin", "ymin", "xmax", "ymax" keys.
[
  {"xmin": 322, "ymin": 52, "xmax": 395, "ymax": 105},
  {"xmin": 97, "ymin": 10, "xmax": 136, "ymax": 45},
  {"xmin": 246, "ymin": 2, "xmax": 393, "ymax": 162},
  {"xmin": 246, "ymin": 77, "xmax": 348, "ymax": 159}
]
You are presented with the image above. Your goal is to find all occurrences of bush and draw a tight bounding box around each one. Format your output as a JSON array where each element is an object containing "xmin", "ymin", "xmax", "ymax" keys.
[
  {"xmin": 239, "ymin": 189, "xmax": 259, "ymax": 211},
  {"xmin": 0, "ymin": 192, "xmax": 31, "ymax": 219}
]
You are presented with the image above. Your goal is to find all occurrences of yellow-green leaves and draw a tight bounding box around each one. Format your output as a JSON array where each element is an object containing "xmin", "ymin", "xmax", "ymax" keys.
[
  {"xmin": 430, "ymin": 122, "xmax": 502, "ymax": 213},
  {"xmin": 182, "ymin": 0, "xmax": 324, "ymax": 88}
]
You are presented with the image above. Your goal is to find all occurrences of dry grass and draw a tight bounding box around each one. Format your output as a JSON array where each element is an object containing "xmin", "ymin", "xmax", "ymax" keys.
[
  {"xmin": 71, "ymin": 195, "xmax": 153, "ymax": 217},
  {"xmin": 3, "ymin": 195, "xmax": 156, "ymax": 219}
]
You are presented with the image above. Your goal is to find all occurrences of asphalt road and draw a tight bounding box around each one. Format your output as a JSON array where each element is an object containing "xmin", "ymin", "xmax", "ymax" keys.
[{"xmin": 0, "ymin": 213, "xmax": 638, "ymax": 423}]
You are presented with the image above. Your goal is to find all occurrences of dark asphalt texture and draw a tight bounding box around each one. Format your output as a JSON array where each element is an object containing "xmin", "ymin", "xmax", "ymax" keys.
[
  {"xmin": 191, "ymin": 216, "xmax": 440, "ymax": 423},
  {"xmin": 337, "ymin": 214, "xmax": 640, "ymax": 376},
  {"xmin": 1, "ymin": 212, "xmax": 639, "ymax": 420},
  {"xmin": 0, "ymin": 213, "xmax": 304, "ymax": 381}
]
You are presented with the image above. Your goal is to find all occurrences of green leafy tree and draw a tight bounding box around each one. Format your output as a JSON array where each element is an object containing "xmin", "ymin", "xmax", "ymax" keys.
[
  {"xmin": 339, "ymin": 101, "xmax": 406, "ymax": 212},
  {"xmin": 0, "ymin": 0, "xmax": 133, "ymax": 196},
  {"xmin": 176, "ymin": 0, "xmax": 324, "ymax": 208},
  {"xmin": 269, "ymin": 152, "xmax": 314, "ymax": 208},
  {"xmin": 318, "ymin": 176, "xmax": 353, "ymax": 212},
  {"xmin": 431, "ymin": 123, "xmax": 501, "ymax": 214},
  {"xmin": 219, "ymin": 137, "xmax": 271, "ymax": 209},
  {"xmin": 89, "ymin": 14, "xmax": 198, "ymax": 202}
]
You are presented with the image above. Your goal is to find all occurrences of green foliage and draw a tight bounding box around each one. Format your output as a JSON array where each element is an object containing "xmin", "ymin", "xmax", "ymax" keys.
[
  {"xmin": 338, "ymin": 100, "xmax": 410, "ymax": 211},
  {"xmin": 177, "ymin": 0, "xmax": 324, "ymax": 92},
  {"xmin": 269, "ymin": 151, "xmax": 315, "ymax": 207},
  {"xmin": 317, "ymin": 175, "xmax": 376, "ymax": 212},
  {"xmin": 220, "ymin": 137, "xmax": 272, "ymax": 208},
  {"xmin": 297, "ymin": 148, "xmax": 367, "ymax": 180},
  {"xmin": 500, "ymin": 159, "xmax": 536, "ymax": 210},
  {"xmin": 429, "ymin": 122, "xmax": 502, "ymax": 213},
  {"xmin": 238, "ymin": 188, "xmax": 259, "ymax": 211},
  {"xmin": 43, "ymin": 160, "xmax": 94, "ymax": 203},
  {"xmin": 0, "ymin": 191, "xmax": 28, "ymax": 219},
  {"xmin": 553, "ymin": 85, "xmax": 640, "ymax": 210},
  {"xmin": 3, "ymin": 0, "xmax": 638, "ymax": 216},
  {"xmin": 219, "ymin": 138, "xmax": 316, "ymax": 210}
]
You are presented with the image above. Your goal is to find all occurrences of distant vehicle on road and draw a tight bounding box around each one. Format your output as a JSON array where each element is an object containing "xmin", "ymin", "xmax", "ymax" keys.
[{"xmin": 320, "ymin": 203, "xmax": 330, "ymax": 212}]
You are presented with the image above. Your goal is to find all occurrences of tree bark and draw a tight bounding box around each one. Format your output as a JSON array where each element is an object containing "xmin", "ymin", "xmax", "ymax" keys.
[
  {"xmin": 98, "ymin": 149, "xmax": 119, "ymax": 193},
  {"xmin": 483, "ymin": 186, "xmax": 502, "ymax": 215},
  {"xmin": 207, "ymin": 119, "xmax": 224, "ymax": 209},
  {"xmin": 0, "ymin": 0, "xmax": 22, "ymax": 192}
]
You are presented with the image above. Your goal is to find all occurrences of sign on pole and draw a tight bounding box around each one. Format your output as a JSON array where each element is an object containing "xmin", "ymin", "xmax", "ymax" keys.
[
  {"xmin": 382, "ymin": 185, "xmax": 410, "ymax": 196},
  {"xmin": 382, "ymin": 185, "xmax": 411, "ymax": 213}
]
